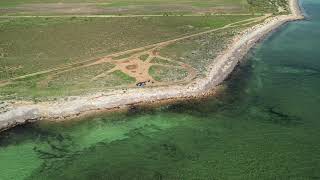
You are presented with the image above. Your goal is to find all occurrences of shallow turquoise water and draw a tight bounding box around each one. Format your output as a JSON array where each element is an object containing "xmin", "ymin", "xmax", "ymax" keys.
[{"xmin": 1, "ymin": 0, "xmax": 320, "ymax": 179}]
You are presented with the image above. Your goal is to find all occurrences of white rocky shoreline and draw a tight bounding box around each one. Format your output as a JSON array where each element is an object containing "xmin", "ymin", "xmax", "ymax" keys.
[{"xmin": 0, "ymin": 0, "xmax": 304, "ymax": 132}]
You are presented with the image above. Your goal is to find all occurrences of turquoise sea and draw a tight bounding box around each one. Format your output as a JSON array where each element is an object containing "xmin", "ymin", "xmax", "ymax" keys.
[{"xmin": 0, "ymin": 0, "xmax": 320, "ymax": 179}]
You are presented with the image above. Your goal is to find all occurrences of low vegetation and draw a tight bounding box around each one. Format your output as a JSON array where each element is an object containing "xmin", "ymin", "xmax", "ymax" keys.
[
  {"xmin": 0, "ymin": 0, "xmax": 250, "ymax": 15},
  {"xmin": 149, "ymin": 65, "xmax": 188, "ymax": 82},
  {"xmin": 0, "ymin": 0, "xmax": 290, "ymax": 101},
  {"xmin": 159, "ymin": 29, "xmax": 238, "ymax": 75},
  {"xmin": 248, "ymin": 0, "xmax": 289, "ymax": 14},
  {"xmin": 109, "ymin": 70, "xmax": 136, "ymax": 83},
  {"xmin": 149, "ymin": 57, "xmax": 180, "ymax": 66},
  {"xmin": 0, "ymin": 15, "xmax": 250, "ymax": 80},
  {"xmin": 139, "ymin": 54, "xmax": 149, "ymax": 61}
]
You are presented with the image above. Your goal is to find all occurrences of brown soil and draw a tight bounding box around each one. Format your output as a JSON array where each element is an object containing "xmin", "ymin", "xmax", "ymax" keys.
[{"xmin": 125, "ymin": 64, "xmax": 137, "ymax": 70}]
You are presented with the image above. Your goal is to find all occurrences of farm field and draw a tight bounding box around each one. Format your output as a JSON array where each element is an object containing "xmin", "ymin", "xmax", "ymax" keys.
[{"xmin": 0, "ymin": 0, "xmax": 289, "ymax": 101}]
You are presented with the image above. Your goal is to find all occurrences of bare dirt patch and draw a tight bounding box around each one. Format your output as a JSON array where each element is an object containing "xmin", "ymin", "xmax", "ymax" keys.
[{"xmin": 125, "ymin": 64, "xmax": 137, "ymax": 70}]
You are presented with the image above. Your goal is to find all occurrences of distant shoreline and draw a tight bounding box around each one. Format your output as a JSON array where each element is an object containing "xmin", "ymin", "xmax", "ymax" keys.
[{"xmin": 0, "ymin": 0, "xmax": 304, "ymax": 132}]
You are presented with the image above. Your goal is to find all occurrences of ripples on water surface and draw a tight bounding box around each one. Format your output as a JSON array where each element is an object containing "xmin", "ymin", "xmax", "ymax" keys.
[{"xmin": 1, "ymin": 0, "xmax": 320, "ymax": 179}]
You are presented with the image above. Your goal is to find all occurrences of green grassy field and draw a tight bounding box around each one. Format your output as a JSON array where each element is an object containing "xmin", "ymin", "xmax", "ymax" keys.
[
  {"xmin": 0, "ymin": 15, "xmax": 254, "ymax": 100},
  {"xmin": 149, "ymin": 57, "xmax": 180, "ymax": 66},
  {"xmin": 248, "ymin": 0, "xmax": 289, "ymax": 14},
  {"xmin": 0, "ymin": 0, "xmax": 250, "ymax": 15},
  {"xmin": 149, "ymin": 65, "xmax": 188, "ymax": 82},
  {"xmin": 0, "ymin": 15, "xmax": 250, "ymax": 80},
  {"xmin": 0, "ymin": 0, "xmax": 289, "ymax": 101},
  {"xmin": 159, "ymin": 29, "xmax": 236, "ymax": 75}
]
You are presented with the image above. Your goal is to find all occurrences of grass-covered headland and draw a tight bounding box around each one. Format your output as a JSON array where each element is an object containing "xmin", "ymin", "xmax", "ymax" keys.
[{"xmin": 0, "ymin": 0, "xmax": 290, "ymax": 101}]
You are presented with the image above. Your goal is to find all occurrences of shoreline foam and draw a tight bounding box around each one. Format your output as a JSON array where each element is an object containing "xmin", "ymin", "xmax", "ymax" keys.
[{"xmin": 0, "ymin": 0, "xmax": 304, "ymax": 132}]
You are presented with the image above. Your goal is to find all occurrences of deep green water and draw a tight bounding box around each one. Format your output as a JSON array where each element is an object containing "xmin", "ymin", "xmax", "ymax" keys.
[{"xmin": 1, "ymin": 0, "xmax": 320, "ymax": 179}]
